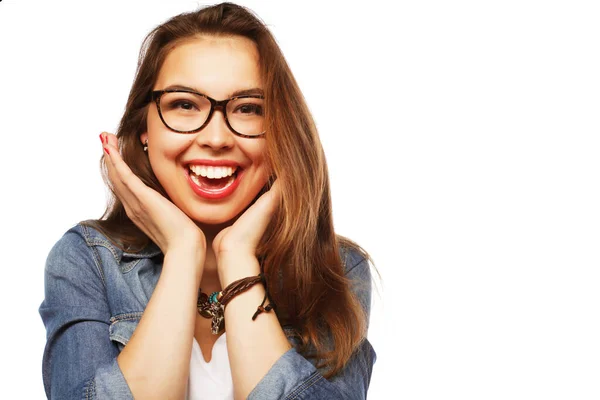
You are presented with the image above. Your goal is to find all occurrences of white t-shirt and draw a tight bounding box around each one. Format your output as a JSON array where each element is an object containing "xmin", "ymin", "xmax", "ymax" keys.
[{"xmin": 185, "ymin": 333, "xmax": 234, "ymax": 400}]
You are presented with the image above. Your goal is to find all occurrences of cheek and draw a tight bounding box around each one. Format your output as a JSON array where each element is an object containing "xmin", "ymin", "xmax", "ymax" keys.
[
  {"xmin": 241, "ymin": 142, "xmax": 269, "ymax": 191},
  {"xmin": 147, "ymin": 109, "xmax": 190, "ymax": 152},
  {"xmin": 244, "ymin": 141, "xmax": 268, "ymax": 168},
  {"xmin": 148, "ymin": 140, "xmax": 186, "ymax": 168},
  {"xmin": 253, "ymin": 154, "xmax": 271, "ymax": 185},
  {"xmin": 148, "ymin": 121, "xmax": 191, "ymax": 161}
]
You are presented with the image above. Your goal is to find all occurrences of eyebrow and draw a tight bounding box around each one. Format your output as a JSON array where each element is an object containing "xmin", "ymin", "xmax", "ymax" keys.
[{"xmin": 162, "ymin": 84, "xmax": 264, "ymax": 97}]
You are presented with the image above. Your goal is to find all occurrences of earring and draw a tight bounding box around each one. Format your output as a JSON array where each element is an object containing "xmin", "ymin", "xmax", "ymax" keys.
[{"xmin": 143, "ymin": 139, "xmax": 148, "ymax": 152}]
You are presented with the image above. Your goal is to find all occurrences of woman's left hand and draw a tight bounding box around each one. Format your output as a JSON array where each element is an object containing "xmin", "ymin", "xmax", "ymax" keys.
[{"xmin": 213, "ymin": 179, "xmax": 281, "ymax": 265}]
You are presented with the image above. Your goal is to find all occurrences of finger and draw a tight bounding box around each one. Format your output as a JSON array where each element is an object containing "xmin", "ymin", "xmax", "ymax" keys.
[
  {"xmin": 254, "ymin": 179, "xmax": 281, "ymax": 216},
  {"xmin": 102, "ymin": 132, "xmax": 149, "ymax": 197},
  {"xmin": 101, "ymin": 132, "xmax": 154, "ymax": 227},
  {"xmin": 234, "ymin": 179, "xmax": 282, "ymax": 237},
  {"xmin": 101, "ymin": 132, "xmax": 134, "ymax": 207}
]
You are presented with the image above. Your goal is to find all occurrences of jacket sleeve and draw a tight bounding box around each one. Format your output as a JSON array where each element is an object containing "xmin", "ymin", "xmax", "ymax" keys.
[
  {"xmin": 38, "ymin": 228, "xmax": 134, "ymax": 399},
  {"xmin": 248, "ymin": 249, "xmax": 377, "ymax": 400}
]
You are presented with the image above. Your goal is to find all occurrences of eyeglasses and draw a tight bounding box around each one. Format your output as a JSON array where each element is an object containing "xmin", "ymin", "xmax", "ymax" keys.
[{"xmin": 151, "ymin": 89, "xmax": 266, "ymax": 138}]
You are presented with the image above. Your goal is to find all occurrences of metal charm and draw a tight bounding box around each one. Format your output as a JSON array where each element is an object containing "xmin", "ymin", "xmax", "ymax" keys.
[
  {"xmin": 197, "ymin": 292, "xmax": 214, "ymax": 319},
  {"xmin": 210, "ymin": 302, "xmax": 225, "ymax": 335}
]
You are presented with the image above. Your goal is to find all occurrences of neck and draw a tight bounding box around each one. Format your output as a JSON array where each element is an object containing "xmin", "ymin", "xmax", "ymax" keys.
[
  {"xmin": 199, "ymin": 233, "xmax": 222, "ymax": 294},
  {"xmin": 194, "ymin": 218, "xmax": 239, "ymax": 293}
]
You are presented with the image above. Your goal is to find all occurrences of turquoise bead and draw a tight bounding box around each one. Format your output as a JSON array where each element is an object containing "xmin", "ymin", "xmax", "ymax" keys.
[{"xmin": 209, "ymin": 292, "xmax": 220, "ymax": 304}]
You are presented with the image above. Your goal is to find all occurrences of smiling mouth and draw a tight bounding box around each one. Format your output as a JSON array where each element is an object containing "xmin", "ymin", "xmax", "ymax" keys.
[{"xmin": 188, "ymin": 165, "xmax": 240, "ymax": 191}]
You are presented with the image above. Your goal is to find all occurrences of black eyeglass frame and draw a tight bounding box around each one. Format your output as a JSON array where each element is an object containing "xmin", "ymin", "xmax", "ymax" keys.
[{"xmin": 150, "ymin": 89, "xmax": 266, "ymax": 139}]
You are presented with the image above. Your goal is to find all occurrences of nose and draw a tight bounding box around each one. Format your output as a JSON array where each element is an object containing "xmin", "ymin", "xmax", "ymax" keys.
[{"xmin": 194, "ymin": 106, "xmax": 235, "ymax": 150}]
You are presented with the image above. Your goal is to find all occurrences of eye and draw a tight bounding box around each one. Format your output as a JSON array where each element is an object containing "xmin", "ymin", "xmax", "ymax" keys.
[
  {"xmin": 235, "ymin": 103, "xmax": 263, "ymax": 116},
  {"xmin": 172, "ymin": 100, "xmax": 198, "ymax": 111}
]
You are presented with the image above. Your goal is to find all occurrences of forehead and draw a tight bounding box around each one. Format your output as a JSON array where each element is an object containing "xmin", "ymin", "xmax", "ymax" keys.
[{"xmin": 155, "ymin": 35, "xmax": 261, "ymax": 99}]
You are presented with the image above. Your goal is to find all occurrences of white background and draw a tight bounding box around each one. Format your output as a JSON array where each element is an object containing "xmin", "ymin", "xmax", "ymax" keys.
[{"xmin": 1, "ymin": 0, "xmax": 599, "ymax": 399}]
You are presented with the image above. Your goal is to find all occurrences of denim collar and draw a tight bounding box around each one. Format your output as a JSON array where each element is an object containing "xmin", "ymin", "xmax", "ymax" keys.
[{"xmin": 79, "ymin": 223, "xmax": 163, "ymax": 264}]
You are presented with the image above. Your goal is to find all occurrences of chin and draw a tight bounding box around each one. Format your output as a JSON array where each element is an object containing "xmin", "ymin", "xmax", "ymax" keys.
[
  {"xmin": 178, "ymin": 188, "xmax": 265, "ymax": 232},
  {"xmin": 191, "ymin": 212, "xmax": 236, "ymax": 226},
  {"xmin": 187, "ymin": 205, "xmax": 245, "ymax": 228}
]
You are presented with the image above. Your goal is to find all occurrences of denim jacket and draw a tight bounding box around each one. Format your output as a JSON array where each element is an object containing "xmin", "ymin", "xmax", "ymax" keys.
[{"xmin": 39, "ymin": 223, "xmax": 376, "ymax": 399}]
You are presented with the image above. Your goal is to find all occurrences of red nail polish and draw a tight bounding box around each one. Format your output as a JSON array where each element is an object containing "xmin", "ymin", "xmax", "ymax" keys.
[
  {"xmin": 104, "ymin": 147, "xmax": 110, "ymax": 155},
  {"xmin": 99, "ymin": 133, "xmax": 103, "ymax": 143}
]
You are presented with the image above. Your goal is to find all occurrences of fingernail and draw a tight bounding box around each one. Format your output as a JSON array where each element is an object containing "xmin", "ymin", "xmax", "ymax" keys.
[
  {"xmin": 99, "ymin": 133, "xmax": 103, "ymax": 143},
  {"xmin": 104, "ymin": 147, "xmax": 110, "ymax": 155}
]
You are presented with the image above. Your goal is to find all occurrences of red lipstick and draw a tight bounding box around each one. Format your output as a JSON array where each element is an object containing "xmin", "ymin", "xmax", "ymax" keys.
[{"xmin": 184, "ymin": 161, "xmax": 243, "ymax": 200}]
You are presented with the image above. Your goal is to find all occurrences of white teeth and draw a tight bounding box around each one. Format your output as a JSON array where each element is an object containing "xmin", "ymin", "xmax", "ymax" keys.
[
  {"xmin": 190, "ymin": 172, "xmax": 235, "ymax": 189},
  {"xmin": 190, "ymin": 173, "xmax": 201, "ymax": 186},
  {"xmin": 189, "ymin": 165, "xmax": 237, "ymax": 179}
]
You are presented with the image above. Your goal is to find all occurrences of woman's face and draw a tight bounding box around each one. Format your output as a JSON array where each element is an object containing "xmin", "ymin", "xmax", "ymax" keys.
[{"xmin": 141, "ymin": 36, "xmax": 269, "ymax": 229}]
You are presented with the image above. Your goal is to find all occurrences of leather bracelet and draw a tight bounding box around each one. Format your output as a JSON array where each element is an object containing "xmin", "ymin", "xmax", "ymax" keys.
[
  {"xmin": 208, "ymin": 273, "xmax": 276, "ymax": 335},
  {"xmin": 220, "ymin": 274, "xmax": 263, "ymax": 306}
]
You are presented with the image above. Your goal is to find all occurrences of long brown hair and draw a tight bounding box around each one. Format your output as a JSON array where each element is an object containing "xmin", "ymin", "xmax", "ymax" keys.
[{"xmin": 82, "ymin": 2, "xmax": 373, "ymax": 377}]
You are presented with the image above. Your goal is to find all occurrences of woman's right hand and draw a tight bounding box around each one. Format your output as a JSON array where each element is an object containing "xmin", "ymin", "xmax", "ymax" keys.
[{"xmin": 100, "ymin": 132, "xmax": 206, "ymax": 257}]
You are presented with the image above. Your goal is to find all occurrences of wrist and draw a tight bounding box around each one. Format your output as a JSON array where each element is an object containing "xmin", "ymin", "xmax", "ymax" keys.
[
  {"xmin": 217, "ymin": 253, "xmax": 260, "ymax": 287},
  {"xmin": 165, "ymin": 242, "xmax": 206, "ymax": 275},
  {"xmin": 169, "ymin": 231, "xmax": 206, "ymax": 252}
]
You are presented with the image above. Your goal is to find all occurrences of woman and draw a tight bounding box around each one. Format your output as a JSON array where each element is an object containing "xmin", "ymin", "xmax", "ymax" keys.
[{"xmin": 39, "ymin": 2, "xmax": 376, "ymax": 399}]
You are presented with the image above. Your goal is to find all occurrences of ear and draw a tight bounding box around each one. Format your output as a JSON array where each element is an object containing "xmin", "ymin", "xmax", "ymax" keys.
[{"xmin": 140, "ymin": 132, "xmax": 148, "ymax": 145}]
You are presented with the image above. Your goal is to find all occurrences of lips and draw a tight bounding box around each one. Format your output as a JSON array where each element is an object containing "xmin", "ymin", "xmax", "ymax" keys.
[{"xmin": 184, "ymin": 160, "xmax": 244, "ymax": 200}]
